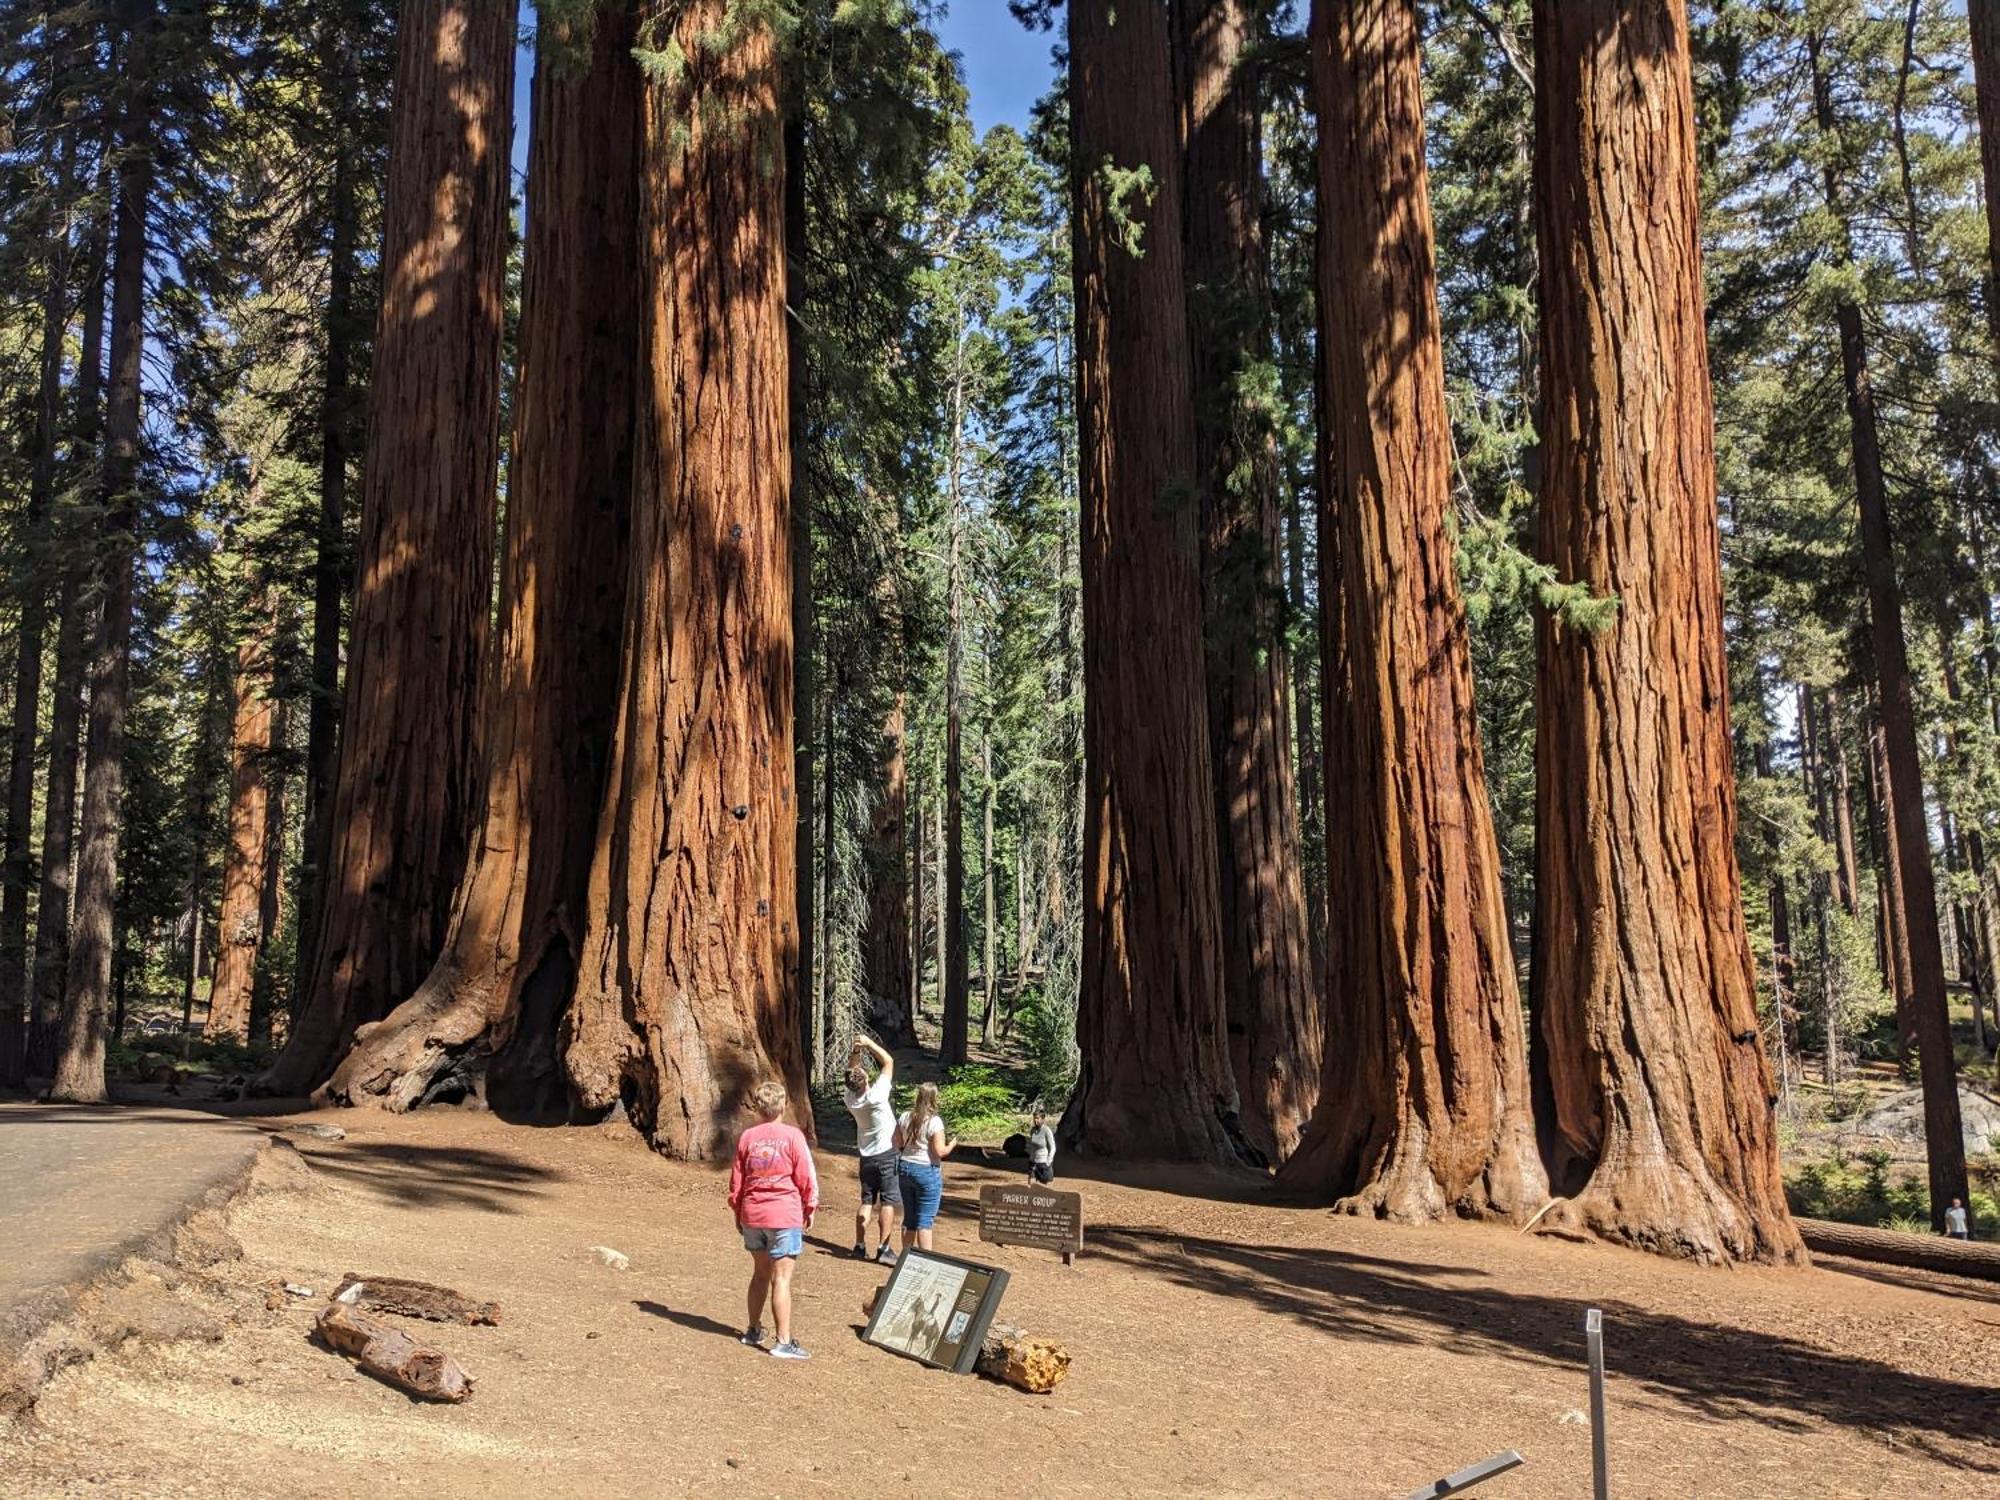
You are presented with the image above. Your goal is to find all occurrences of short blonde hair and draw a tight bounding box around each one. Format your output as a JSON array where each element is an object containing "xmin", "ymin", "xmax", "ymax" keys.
[{"xmin": 752, "ymin": 1080, "xmax": 788, "ymax": 1121}]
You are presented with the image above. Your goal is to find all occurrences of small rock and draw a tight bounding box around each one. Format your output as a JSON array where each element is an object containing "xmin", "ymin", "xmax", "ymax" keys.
[
  {"xmin": 333, "ymin": 1282, "xmax": 364, "ymax": 1304},
  {"xmin": 586, "ymin": 1331, "xmax": 600, "ymax": 1340},
  {"xmin": 282, "ymin": 1123, "xmax": 346, "ymax": 1142},
  {"xmin": 725, "ymin": 1457, "xmax": 740, "ymax": 1469},
  {"xmin": 230, "ymin": 1376, "xmax": 246, "ymax": 1386},
  {"xmin": 590, "ymin": 1245, "xmax": 631, "ymax": 1271},
  {"xmin": 283, "ymin": 1283, "xmax": 315, "ymax": 1299},
  {"xmin": 1559, "ymin": 1409, "xmax": 1589, "ymax": 1426}
]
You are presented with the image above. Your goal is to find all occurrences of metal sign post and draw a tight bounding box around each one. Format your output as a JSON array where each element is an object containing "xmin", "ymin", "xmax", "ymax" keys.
[
  {"xmin": 1400, "ymin": 1450, "xmax": 1525, "ymax": 1499},
  {"xmin": 1586, "ymin": 1307, "xmax": 1609, "ymax": 1500}
]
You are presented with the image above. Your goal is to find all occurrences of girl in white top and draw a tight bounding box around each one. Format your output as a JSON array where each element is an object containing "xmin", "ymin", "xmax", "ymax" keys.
[{"xmin": 893, "ymin": 1081, "xmax": 957, "ymax": 1252}]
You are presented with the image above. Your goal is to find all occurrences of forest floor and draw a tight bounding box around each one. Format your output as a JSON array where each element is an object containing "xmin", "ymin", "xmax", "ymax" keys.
[{"xmin": 2, "ymin": 1101, "xmax": 1996, "ymax": 1498}]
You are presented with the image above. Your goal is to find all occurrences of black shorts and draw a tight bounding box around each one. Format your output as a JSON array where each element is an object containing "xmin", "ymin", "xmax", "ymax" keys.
[
  {"xmin": 1030, "ymin": 1161, "xmax": 1054, "ymax": 1184},
  {"xmin": 859, "ymin": 1150, "xmax": 901, "ymax": 1207}
]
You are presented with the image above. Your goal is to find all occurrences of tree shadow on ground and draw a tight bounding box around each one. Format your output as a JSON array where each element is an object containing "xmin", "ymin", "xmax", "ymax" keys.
[
  {"xmin": 1088, "ymin": 1226, "xmax": 1999, "ymax": 1472},
  {"xmin": 1809, "ymin": 1254, "xmax": 2000, "ymax": 1310},
  {"xmin": 294, "ymin": 1140, "xmax": 553, "ymax": 1215}
]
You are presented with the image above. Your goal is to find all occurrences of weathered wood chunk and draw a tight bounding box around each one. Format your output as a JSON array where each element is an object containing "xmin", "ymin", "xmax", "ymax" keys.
[
  {"xmin": 332, "ymin": 1273, "xmax": 501, "ymax": 1325},
  {"xmin": 976, "ymin": 1322, "xmax": 1070, "ymax": 1394},
  {"xmin": 315, "ymin": 1303, "xmax": 474, "ymax": 1402}
]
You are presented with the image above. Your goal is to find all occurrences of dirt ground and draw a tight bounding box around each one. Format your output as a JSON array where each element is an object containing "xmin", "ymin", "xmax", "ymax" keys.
[{"xmin": 3, "ymin": 1106, "xmax": 1995, "ymax": 1499}]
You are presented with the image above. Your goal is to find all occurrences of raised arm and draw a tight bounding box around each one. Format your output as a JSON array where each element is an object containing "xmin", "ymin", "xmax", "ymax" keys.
[{"xmin": 853, "ymin": 1034, "xmax": 893, "ymax": 1082}]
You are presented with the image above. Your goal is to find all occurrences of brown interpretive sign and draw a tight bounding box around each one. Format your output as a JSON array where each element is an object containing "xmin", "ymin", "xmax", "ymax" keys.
[{"xmin": 979, "ymin": 1184, "xmax": 1084, "ymax": 1260}]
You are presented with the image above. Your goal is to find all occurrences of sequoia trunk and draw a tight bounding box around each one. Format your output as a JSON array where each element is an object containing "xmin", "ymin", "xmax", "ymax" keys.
[
  {"xmin": 205, "ymin": 587, "xmax": 282, "ymax": 1042},
  {"xmin": 562, "ymin": 0, "xmax": 808, "ymax": 1154},
  {"xmin": 1278, "ymin": 0, "xmax": 1545, "ymax": 1220},
  {"xmin": 48, "ymin": 12, "xmax": 154, "ymax": 1104},
  {"xmin": 320, "ymin": 3, "xmax": 640, "ymax": 1116},
  {"xmin": 1179, "ymin": 0, "xmax": 1321, "ymax": 1163},
  {"xmin": 1530, "ymin": 0, "xmax": 1803, "ymax": 1263},
  {"xmin": 1063, "ymin": 0, "xmax": 1247, "ymax": 1163},
  {"xmin": 262, "ymin": 0, "xmax": 516, "ymax": 1095}
]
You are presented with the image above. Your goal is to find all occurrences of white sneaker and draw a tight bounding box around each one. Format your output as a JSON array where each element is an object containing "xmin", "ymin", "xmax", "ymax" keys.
[{"xmin": 769, "ymin": 1340, "xmax": 810, "ymax": 1361}]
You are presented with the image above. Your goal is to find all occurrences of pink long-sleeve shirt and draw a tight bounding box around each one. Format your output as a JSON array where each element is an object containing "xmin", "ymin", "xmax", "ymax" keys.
[{"xmin": 728, "ymin": 1121, "xmax": 819, "ymax": 1229}]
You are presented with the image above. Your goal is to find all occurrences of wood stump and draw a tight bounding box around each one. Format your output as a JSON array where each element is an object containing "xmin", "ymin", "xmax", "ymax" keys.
[{"xmin": 315, "ymin": 1302, "xmax": 474, "ymax": 1402}]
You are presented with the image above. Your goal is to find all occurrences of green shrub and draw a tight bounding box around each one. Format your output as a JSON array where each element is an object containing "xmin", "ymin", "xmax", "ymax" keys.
[
  {"xmin": 1786, "ymin": 1154, "xmax": 2000, "ymax": 1239},
  {"xmin": 1014, "ymin": 986, "xmax": 1078, "ymax": 1107},
  {"xmin": 891, "ymin": 1065, "xmax": 1023, "ymax": 1144}
]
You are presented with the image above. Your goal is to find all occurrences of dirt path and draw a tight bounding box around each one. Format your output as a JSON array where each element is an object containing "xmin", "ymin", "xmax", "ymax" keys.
[{"xmin": 4, "ymin": 1107, "xmax": 1995, "ymax": 1498}]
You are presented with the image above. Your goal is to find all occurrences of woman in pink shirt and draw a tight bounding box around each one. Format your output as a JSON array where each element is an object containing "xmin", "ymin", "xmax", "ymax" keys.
[{"xmin": 727, "ymin": 1080, "xmax": 819, "ymax": 1360}]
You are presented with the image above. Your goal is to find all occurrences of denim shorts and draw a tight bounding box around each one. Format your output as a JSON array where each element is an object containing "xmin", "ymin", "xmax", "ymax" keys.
[
  {"xmin": 899, "ymin": 1162, "xmax": 943, "ymax": 1229},
  {"xmin": 741, "ymin": 1226, "xmax": 803, "ymax": 1258}
]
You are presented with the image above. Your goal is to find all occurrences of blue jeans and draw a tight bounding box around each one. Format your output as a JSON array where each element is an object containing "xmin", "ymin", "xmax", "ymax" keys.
[{"xmin": 898, "ymin": 1162, "xmax": 943, "ymax": 1230}]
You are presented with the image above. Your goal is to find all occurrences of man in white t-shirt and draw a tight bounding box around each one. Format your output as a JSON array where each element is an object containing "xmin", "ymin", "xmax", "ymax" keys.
[{"xmin": 844, "ymin": 1036, "xmax": 900, "ymax": 1264}]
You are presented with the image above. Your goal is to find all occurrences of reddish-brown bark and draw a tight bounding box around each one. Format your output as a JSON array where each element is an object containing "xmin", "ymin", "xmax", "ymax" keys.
[
  {"xmin": 1178, "ymin": 0, "xmax": 1321, "ymax": 1164},
  {"xmin": 1277, "ymin": 0, "xmax": 1544, "ymax": 1221},
  {"xmin": 1530, "ymin": 0, "xmax": 1803, "ymax": 1264},
  {"xmin": 1062, "ymin": 0, "xmax": 1248, "ymax": 1164},
  {"xmin": 205, "ymin": 589, "xmax": 282, "ymax": 1042},
  {"xmin": 318, "ymin": 4, "xmax": 640, "ymax": 1117},
  {"xmin": 260, "ymin": 0, "xmax": 517, "ymax": 1096},
  {"xmin": 562, "ymin": 1, "xmax": 808, "ymax": 1156}
]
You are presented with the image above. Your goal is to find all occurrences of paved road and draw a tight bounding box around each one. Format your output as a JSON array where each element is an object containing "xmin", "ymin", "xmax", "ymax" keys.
[{"xmin": 0, "ymin": 1102, "xmax": 268, "ymax": 1350}]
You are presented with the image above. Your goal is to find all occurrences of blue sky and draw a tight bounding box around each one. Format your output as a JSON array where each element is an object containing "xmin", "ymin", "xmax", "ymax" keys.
[{"xmin": 934, "ymin": 2, "xmax": 1055, "ymax": 134}]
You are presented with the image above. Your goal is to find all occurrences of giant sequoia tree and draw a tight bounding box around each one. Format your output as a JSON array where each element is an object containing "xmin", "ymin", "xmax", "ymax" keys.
[
  {"xmin": 1062, "ymin": 0, "xmax": 1248, "ymax": 1164},
  {"xmin": 320, "ymin": 2, "xmax": 641, "ymax": 1115},
  {"xmin": 562, "ymin": 0, "xmax": 809, "ymax": 1156},
  {"xmin": 1530, "ymin": 0, "xmax": 1803, "ymax": 1264},
  {"xmin": 1178, "ymin": 0, "xmax": 1321, "ymax": 1164},
  {"xmin": 1279, "ymin": 0, "xmax": 1544, "ymax": 1222},
  {"xmin": 261, "ymin": 0, "xmax": 517, "ymax": 1096}
]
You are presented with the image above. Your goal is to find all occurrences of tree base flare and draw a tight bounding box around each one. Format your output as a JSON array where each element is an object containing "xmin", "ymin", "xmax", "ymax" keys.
[
  {"xmin": 315, "ymin": 968, "xmax": 494, "ymax": 1114},
  {"xmin": 1530, "ymin": 1181, "xmax": 1808, "ymax": 1268}
]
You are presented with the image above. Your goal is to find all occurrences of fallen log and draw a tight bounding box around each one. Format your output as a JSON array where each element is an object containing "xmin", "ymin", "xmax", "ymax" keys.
[
  {"xmin": 332, "ymin": 1274, "xmax": 501, "ymax": 1326},
  {"xmin": 976, "ymin": 1322, "xmax": 1070, "ymax": 1393},
  {"xmin": 315, "ymin": 1302, "xmax": 474, "ymax": 1402},
  {"xmin": 1797, "ymin": 1216, "xmax": 2000, "ymax": 1283}
]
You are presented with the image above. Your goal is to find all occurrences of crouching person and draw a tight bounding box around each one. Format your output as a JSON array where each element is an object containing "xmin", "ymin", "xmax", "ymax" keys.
[{"xmin": 728, "ymin": 1080, "xmax": 819, "ymax": 1360}]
